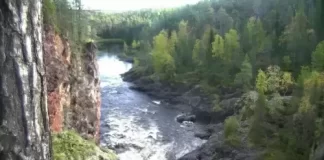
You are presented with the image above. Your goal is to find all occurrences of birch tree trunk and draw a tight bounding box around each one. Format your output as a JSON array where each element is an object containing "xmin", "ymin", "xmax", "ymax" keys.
[{"xmin": 0, "ymin": 0, "xmax": 51, "ymax": 159}]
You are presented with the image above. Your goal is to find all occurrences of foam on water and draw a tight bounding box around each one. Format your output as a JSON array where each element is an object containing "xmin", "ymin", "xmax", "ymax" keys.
[
  {"xmin": 103, "ymin": 115, "xmax": 173, "ymax": 160},
  {"xmin": 98, "ymin": 55, "xmax": 132, "ymax": 87},
  {"xmin": 98, "ymin": 54, "xmax": 206, "ymax": 160}
]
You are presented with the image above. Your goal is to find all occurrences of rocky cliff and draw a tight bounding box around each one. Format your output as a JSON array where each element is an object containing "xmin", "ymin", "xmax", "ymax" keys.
[{"xmin": 43, "ymin": 26, "xmax": 100, "ymax": 141}]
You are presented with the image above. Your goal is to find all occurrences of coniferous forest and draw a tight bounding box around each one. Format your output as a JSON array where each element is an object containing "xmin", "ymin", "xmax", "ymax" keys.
[{"xmin": 96, "ymin": 0, "xmax": 324, "ymax": 159}]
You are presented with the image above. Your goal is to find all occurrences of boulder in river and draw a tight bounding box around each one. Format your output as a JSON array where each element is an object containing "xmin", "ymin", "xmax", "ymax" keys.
[
  {"xmin": 176, "ymin": 114, "xmax": 197, "ymax": 123},
  {"xmin": 194, "ymin": 131, "xmax": 211, "ymax": 140}
]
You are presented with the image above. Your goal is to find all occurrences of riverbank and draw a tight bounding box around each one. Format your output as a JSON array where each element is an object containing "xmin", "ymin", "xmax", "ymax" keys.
[{"xmin": 121, "ymin": 67, "xmax": 260, "ymax": 160}]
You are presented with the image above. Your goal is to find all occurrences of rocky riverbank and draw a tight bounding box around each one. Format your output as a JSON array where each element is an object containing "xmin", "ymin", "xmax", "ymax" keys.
[{"xmin": 122, "ymin": 67, "xmax": 261, "ymax": 160}]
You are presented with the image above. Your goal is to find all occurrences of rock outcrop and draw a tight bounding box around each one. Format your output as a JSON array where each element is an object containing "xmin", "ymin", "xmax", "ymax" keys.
[
  {"xmin": 43, "ymin": 26, "xmax": 71, "ymax": 133},
  {"xmin": 68, "ymin": 42, "xmax": 101, "ymax": 141},
  {"xmin": 43, "ymin": 27, "xmax": 101, "ymax": 141},
  {"xmin": 179, "ymin": 123, "xmax": 260, "ymax": 160}
]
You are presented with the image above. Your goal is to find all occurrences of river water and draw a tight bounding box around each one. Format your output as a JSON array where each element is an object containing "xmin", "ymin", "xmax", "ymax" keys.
[{"xmin": 98, "ymin": 54, "xmax": 206, "ymax": 160}]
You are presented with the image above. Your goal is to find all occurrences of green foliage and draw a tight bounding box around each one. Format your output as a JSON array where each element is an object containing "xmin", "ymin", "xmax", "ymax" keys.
[
  {"xmin": 224, "ymin": 116, "xmax": 241, "ymax": 146},
  {"xmin": 53, "ymin": 131, "xmax": 117, "ymax": 160},
  {"xmin": 169, "ymin": 31, "xmax": 178, "ymax": 55},
  {"xmin": 267, "ymin": 92, "xmax": 284, "ymax": 116},
  {"xmin": 212, "ymin": 94, "xmax": 221, "ymax": 112},
  {"xmin": 52, "ymin": 131, "xmax": 95, "ymax": 159},
  {"xmin": 266, "ymin": 66, "xmax": 281, "ymax": 92},
  {"xmin": 244, "ymin": 17, "xmax": 266, "ymax": 66},
  {"xmin": 192, "ymin": 39, "xmax": 202, "ymax": 65},
  {"xmin": 280, "ymin": 10, "xmax": 315, "ymax": 73},
  {"xmin": 297, "ymin": 66, "xmax": 312, "ymax": 88},
  {"xmin": 132, "ymin": 40, "xmax": 140, "ymax": 49},
  {"xmin": 212, "ymin": 34, "xmax": 225, "ymax": 59},
  {"xmin": 152, "ymin": 30, "xmax": 176, "ymax": 79},
  {"xmin": 256, "ymin": 69, "xmax": 268, "ymax": 93},
  {"xmin": 282, "ymin": 56, "xmax": 292, "ymax": 71},
  {"xmin": 43, "ymin": 0, "xmax": 57, "ymax": 29},
  {"xmin": 281, "ymin": 72, "xmax": 294, "ymax": 95},
  {"xmin": 175, "ymin": 20, "xmax": 193, "ymax": 73},
  {"xmin": 312, "ymin": 41, "xmax": 324, "ymax": 71},
  {"xmin": 224, "ymin": 29, "xmax": 240, "ymax": 63},
  {"xmin": 248, "ymin": 93, "xmax": 268, "ymax": 146},
  {"xmin": 215, "ymin": 7, "xmax": 233, "ymax": 36},
  {"xmin": 234, "ymin": 55, "xmax": 252, "ymax": 89}
]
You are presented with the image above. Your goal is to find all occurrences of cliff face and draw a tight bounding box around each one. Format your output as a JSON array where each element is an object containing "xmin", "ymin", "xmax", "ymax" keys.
[
  {"xmin": 68, "ymin": 42, "xmax": 101, "ymax": 141},
  {"xmin": 43, "ymin": 27, "xmax": 100, "ymax": 141},
  {"xmin": 43, "ymin": 27, "xmax": 71, "ymax": 133}
]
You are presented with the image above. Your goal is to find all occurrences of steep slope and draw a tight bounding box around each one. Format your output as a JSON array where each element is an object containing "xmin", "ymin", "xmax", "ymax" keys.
[{"xmin": 43, "ymin": 26, "xmax": 100, "ymax": 141}]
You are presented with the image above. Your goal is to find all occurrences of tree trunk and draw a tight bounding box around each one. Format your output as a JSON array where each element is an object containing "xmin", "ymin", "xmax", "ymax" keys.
[{"xmin": 0, "ymin": 0, "xmax": 51, "ymax": 159}]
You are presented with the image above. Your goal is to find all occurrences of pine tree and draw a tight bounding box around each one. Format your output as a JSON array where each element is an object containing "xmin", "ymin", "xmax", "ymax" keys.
[
  {"xmin": 256, "ymin": 69, "xmax": 268, "ymax": 94},
  {"xmin": 224, "ymin": 29, "xmax": 240, "ymax": 63},
  {"xmin": 192, "ymin": 39, "xmax": 202, "ymax": 65},
  {"xmin": 249, "ymin": 93, "xmax": 267, "ymax": 146},
  {"xmin": 312, "ymin": 41, "xmax": 324, "ymax": 71},
  {"xmin": 244, "ymin": 17, "xmax": 266, "ymax": 70},
  {"xmin": 281, "ymin": 10, "xmax": 314, "ymax": 73},
  {"xmin": 212, "ymin": 34, "xmax": 225, "ymax": 59},
  {"xmin": 169, "ymin": 30, "xmax": 178, "ymax": 55},
  {"xmin": 234, "ymin": 55, "xmax": 252, "ymax": 89},
  {"xmin": 224, "ymin": 116, "xmax": 240, "ymax": 146}
]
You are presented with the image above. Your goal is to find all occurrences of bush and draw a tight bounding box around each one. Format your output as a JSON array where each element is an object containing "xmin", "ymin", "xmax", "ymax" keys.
[
  {"xmin": 52, "ymin": 130, "xmax": 117, "ymax": 160},
  {"xmin": 224, "ymin": 116, "xmax": 240, "ymax": 146}
]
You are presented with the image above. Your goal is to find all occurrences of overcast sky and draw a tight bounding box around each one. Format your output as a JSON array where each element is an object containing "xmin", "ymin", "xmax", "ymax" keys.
[{"xmin": 82, "ymin": 0, "xmax": 201, "ymax": 12}]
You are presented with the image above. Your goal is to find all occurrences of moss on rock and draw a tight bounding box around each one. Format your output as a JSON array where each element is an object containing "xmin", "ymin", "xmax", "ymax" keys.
[{"xmin": 52, "ymin": 131, "xmax": 118, "ymax": 160}]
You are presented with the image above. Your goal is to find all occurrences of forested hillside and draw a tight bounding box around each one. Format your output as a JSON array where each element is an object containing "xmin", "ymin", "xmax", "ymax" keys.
[{"xmin": 98, "ymin": 0, "xmax": 324, "ymax": 159}]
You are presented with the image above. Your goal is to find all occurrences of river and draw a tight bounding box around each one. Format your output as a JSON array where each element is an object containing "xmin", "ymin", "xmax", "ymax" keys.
[{"xmin": 98, "ymin": 54, "xmax": 206, "ymax": 160}]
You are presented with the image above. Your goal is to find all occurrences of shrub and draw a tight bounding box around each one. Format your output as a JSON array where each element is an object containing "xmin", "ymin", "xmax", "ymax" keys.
[
  {"xmin": 224, "ymin": 116, "xmax": 240, "ymax": 146},
  {"xmin": 52, "ymin": 131, "xmax": 95, "ymax": 159},
  {"xmin": 52, "ymin": 130, "xmax": 117, "ymax": 160}
]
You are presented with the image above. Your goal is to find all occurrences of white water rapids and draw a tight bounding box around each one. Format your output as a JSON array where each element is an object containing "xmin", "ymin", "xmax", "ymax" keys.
[{"xmin": 98, "ymin": 54, "xmax": 206, "ymax": 160}]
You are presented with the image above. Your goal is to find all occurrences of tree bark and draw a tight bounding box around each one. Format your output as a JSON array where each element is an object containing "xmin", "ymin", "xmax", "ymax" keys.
[{"xmin": 0, "ymin": 0, "xmax": 51, "ymax": 159}]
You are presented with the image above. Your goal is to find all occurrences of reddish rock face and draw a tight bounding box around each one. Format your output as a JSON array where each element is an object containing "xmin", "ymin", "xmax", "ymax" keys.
[
  {"xmin": 43, "ymin": 26, "xmax": 70, "ymax": 133},
  {"xmin": 43, "ymin": 27, "xmax": 100, "ymax": 141}
]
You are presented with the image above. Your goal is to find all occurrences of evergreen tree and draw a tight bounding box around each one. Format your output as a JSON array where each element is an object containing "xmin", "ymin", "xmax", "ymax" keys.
[
  {"xmin": 192, "ymin": 39, "xmax": 202, "ymax": 65},
  {"xmin": 244, "ymin": 17, "xmax": 266, "ymax": 70},
  {"xmin": 312, "ymin": 41, "xmax": 324, "ymax": 71},
  {"xmin": 224, "ymin": 29, "xmax": 240, "ymax": 63},
  {"xmin": 249, "ymin": 93, "xmax": 268, "ymax": 146},
  {"xmin": 256, "ymin": 69, "xmax": 268, "ymax": 93},
  {"xmin": 281, "ymin": 10, "xmax": 315, "ymax": 73},
  {"xmin": 234, "ymin": 55, "xmax": 252, "ymax": 89},
  {"xmin": 212, "ymin": 34, "xmax": 225, "ymax": 59}
]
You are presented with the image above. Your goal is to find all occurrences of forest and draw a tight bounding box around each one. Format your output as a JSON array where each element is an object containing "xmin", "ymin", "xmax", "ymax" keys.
[
  {"xmin": 97, "ymin": 0, "xmax": 324, "ymax": 159},
  {"xmin": 41, "ymin": 0, "xmax": 324, "ymax": 159}
]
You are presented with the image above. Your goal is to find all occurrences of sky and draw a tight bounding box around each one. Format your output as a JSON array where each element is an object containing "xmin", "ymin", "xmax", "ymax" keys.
[{"xmin": 82, "ymin": 0, "xmax": 201, "ymax": 12}]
